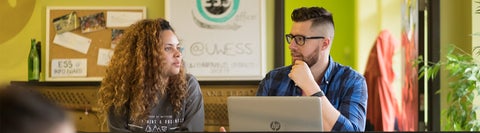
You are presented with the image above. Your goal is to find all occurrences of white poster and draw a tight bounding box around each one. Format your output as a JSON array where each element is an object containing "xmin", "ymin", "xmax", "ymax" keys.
[
  {"xmin": 97, "ymin": 48, "xmax": 113, "ymax": 66},
  {"xmin": 51, "ymin": 58, "xmax": 87, "ymax": 77},
  {"xmin": 106, "ymin": 11, "xmax": 143, "ymax": 27},
  {"xmin": 473, "ymin": 0, "xmax": 480, "ymax": 64},
  {"xmin": 166, "ymin": 0, "xmax": 266, "ymax": 81},
  {"xmin": 472, "ymin": 0, "xmax": 480, "ymax": 121},
  {"xmin": 53, "ymin": 32, "xmax": 91, "ymax": 54}
]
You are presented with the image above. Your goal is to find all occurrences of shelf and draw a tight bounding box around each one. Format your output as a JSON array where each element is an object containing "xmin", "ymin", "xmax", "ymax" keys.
[{"xmin": 10, "ymin": 81, "xmax": 101, "ymax": 86}]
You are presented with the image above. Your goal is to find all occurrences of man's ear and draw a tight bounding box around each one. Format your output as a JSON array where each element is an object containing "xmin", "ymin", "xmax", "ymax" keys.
[{"xmin": 321, "ymin": 38, "xmax": 330, "ymax": 50}]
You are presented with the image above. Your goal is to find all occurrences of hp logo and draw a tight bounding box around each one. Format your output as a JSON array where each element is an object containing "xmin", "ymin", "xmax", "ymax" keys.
[{"xmin": 270, "ymin": 121, "xmax": 281, "ymax": 131}]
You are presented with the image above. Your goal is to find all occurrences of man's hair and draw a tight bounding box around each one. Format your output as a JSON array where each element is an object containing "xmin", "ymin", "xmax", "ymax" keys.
[
  {"xmin": 291, "ymin": 7, "xmax": 334, "ymax": 30},
  {"xmin": 0, "ymin": 85, "xmax": 68, "ymax": 133}
]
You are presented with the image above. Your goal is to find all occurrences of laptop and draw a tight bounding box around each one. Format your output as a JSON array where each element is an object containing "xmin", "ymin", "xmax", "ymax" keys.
[{"xmin": 227, "ymin": 96, "xmax": 323, "ymax": 132}]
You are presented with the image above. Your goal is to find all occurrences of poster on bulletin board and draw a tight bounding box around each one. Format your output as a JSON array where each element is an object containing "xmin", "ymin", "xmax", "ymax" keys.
[
  {"xmin": 165, "ymin": 0, "xmax": 267, "ymax": 81},
  {"xmin": 45, "ymin": 6, "xmax": 146, "ymax": 81}
]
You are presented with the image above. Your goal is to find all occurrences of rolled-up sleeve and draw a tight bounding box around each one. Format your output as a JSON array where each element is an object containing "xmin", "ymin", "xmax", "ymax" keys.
[{"xmin": 332, "ymin": 78, "xmax": 368, "ymax": 131}]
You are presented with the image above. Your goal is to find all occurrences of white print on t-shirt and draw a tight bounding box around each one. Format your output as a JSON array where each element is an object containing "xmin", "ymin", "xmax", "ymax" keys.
[{"xmin": 143, "ymin": 115, "xmax": 184, "ymax": 132}]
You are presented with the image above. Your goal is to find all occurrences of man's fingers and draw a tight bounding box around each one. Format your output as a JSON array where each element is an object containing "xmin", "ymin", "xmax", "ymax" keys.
[
  {"xmin": 219, "ymin": 126, "xmax": 226, "ymax": 132},
  {"xmin": 294, "ymin": 60, "xmax": 306, "ymax": 66},
  {"xmin": 294, "ymin": 60, "xmax": 300, "ymax": 65}
]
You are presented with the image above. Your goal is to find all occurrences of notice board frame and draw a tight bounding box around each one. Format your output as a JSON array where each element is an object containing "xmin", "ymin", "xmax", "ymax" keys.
[{"xmin": 45, "ymin": 6, "xmax": 146, "ymax": 81}]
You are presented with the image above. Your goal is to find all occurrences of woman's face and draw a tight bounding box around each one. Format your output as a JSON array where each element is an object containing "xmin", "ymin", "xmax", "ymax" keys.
[{"xmin": 160, "ymin": 30, "xmax": 182, "ymax": 76}]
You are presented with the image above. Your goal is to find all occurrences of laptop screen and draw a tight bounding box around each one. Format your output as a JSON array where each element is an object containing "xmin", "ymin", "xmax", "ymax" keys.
[{"xmin": 227, "ymin": 96, "xmax": 323, "ymax": 131}]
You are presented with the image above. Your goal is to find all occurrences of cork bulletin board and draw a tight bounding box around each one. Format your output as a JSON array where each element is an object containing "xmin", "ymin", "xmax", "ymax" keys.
[{"xmin": 45, "ymin": 6, "xmax": 146, "ymax": 81}]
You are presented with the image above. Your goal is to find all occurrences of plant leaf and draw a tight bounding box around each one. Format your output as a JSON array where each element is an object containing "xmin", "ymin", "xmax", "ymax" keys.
[
  {"xmin": 430, "ymin": 63, "xmax": 440, "ymax": 79},
  {"xmin": 417, "ymin": 44, "xmax": 480, "ymax": 130}
]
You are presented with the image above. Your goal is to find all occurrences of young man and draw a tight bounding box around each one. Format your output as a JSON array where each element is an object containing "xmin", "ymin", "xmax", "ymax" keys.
[{"xmin": 257, "ymin": 7, "xmax": 368, "ymax": 131}]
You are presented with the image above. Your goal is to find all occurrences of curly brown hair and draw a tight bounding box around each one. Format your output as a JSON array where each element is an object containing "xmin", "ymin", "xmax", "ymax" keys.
[{"xmin": 97, "ymin": 18, "xmax": 187, "ymax": 125}]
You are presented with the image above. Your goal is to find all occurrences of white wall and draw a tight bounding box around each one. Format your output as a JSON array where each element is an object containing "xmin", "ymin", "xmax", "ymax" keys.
[
  {"xmin": 473, "ymin": 0, "xmax": 480, "ymax": 122},
  {"xmin": 356, "ymin": 0, "xmax": 403, "ymax": 114},
  {"xmin": 356, "ymin": 0, "xmax": 401, "ymax": 75}
]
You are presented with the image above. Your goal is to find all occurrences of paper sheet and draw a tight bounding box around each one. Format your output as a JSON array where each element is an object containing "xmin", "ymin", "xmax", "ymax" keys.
[
  {"xmin": 51, "ymin": 58, "xmax": 87, "ymax": 77},
  {"xmin": 106, "ymin": 11, "xmax": 143, "ymax": 27},
  {"xmin": 97, "ymin": 48, "xmax": 113, "ymax": 66},
  {"xmin": 53, "ymin": 32, "xmax": 91, "ymax": 54}
]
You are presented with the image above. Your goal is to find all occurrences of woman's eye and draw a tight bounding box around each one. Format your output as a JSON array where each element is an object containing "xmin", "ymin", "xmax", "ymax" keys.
[
  {"xmin": 164, "ymin": 47, "xmax": 172, "ymax": 52},
  {"xmin": 177, "ymin": 46, "xmax": 184, "ymax": 53}
]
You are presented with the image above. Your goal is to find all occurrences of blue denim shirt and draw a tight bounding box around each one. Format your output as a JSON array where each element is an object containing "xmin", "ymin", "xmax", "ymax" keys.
[{"xmin": 257, "ymin": 56, "xmax": 368, "ymax": 131}]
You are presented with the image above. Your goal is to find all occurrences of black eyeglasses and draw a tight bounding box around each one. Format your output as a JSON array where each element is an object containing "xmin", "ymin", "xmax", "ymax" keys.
[{"xmin": 285, "ymin": 34, "xmax": 324, "ymax": 46}]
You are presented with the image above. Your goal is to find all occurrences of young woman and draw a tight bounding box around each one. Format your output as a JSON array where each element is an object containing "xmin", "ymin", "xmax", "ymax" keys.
[{"xmin": 98, "ymin": 18, "xmax": 204, "ymax": 132}]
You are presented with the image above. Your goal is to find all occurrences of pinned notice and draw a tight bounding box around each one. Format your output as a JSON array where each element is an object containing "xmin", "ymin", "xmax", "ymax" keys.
[
  {"xmin": 51, "ymin": 58, "xmax": 87, "ymax": 77},
  {"xmin": 107, "ymin": 11, "xmax": 143, "ymax": 27},
  {"xmin": 97, "ymin": 48, "xmax": 113, "ymax": 66},
  {"xmin": 53, "ymin": 32, "xmax": 91, "ymax": 54}
]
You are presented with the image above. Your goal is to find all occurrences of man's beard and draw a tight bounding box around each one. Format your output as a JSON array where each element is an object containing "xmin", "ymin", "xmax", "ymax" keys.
[{"xmin": 291, "ymin": 44, "xmax": 320, "ymax": 67}]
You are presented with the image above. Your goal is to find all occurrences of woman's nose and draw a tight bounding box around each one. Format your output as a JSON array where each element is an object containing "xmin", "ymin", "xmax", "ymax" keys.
[{"xmin": 174, "ymin": 48, "xmax": 182, "ymax": 58}]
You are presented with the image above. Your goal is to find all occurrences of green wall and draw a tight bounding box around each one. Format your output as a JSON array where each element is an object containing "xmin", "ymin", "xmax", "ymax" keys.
[
  {"xmin": 0, "ymin": 0, "xmax": 276, "ymax": 84},
  {"xmin": 1, "ymin": 0, "xmax": 357, "ymax": 84},
  {"xmin": 283, "ymin": 0, "xmax": 356, "ymax": 68},
  {"xmin": 0, "ymin": 0, "xmax": 165, "ymax": 84}
]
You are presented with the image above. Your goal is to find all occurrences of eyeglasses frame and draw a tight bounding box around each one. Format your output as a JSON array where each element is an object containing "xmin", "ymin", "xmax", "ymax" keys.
[{"xmin": 285, "ymin": 34, "xmax": 325, "ymax": 46}]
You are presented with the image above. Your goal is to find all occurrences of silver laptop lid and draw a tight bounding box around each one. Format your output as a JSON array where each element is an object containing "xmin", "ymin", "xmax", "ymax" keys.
[{"xmin": 227, "ymin": 96, "xmax": 323, "ymax": 132}]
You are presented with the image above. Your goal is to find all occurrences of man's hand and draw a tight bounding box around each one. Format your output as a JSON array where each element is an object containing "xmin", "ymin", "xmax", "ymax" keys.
[
  {"xmin": 219, "ymin": 126, "xmax": 226, "ymax": 132},
  {"xmin": 288, "ymin": 60, "xmax": 320, "ymax": 95}
]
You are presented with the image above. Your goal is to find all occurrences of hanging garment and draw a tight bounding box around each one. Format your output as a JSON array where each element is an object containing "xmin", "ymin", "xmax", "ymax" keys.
[
  {"xmin": 397, "ymin": 30, "xmax": 418, "ymax": 131},
  {"xmin": 365, "ymin": 30, "xmax": 399, "ymax": 131}
]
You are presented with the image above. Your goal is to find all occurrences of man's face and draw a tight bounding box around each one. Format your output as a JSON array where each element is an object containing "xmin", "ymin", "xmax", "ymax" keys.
[{"xmin": 288, "ymin": 20, "xmax": 324, "ymax": 67}]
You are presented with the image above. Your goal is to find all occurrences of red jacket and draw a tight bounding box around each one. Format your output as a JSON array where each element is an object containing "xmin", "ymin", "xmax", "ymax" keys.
[{"xmin": 365, "ymin": 30, "xmax": 399, "ymax": 131}]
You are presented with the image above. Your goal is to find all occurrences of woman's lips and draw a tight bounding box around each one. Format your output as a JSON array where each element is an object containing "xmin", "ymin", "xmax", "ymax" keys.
[{"xmin": 173, "ymin": 61, "xmax": 181, "ymax": 67}]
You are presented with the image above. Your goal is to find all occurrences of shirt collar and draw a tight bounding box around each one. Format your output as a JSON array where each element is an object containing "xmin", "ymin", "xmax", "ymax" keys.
[{"xmin": 322, "ymin": 56, "xmax": 335, "ymax": 85}]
